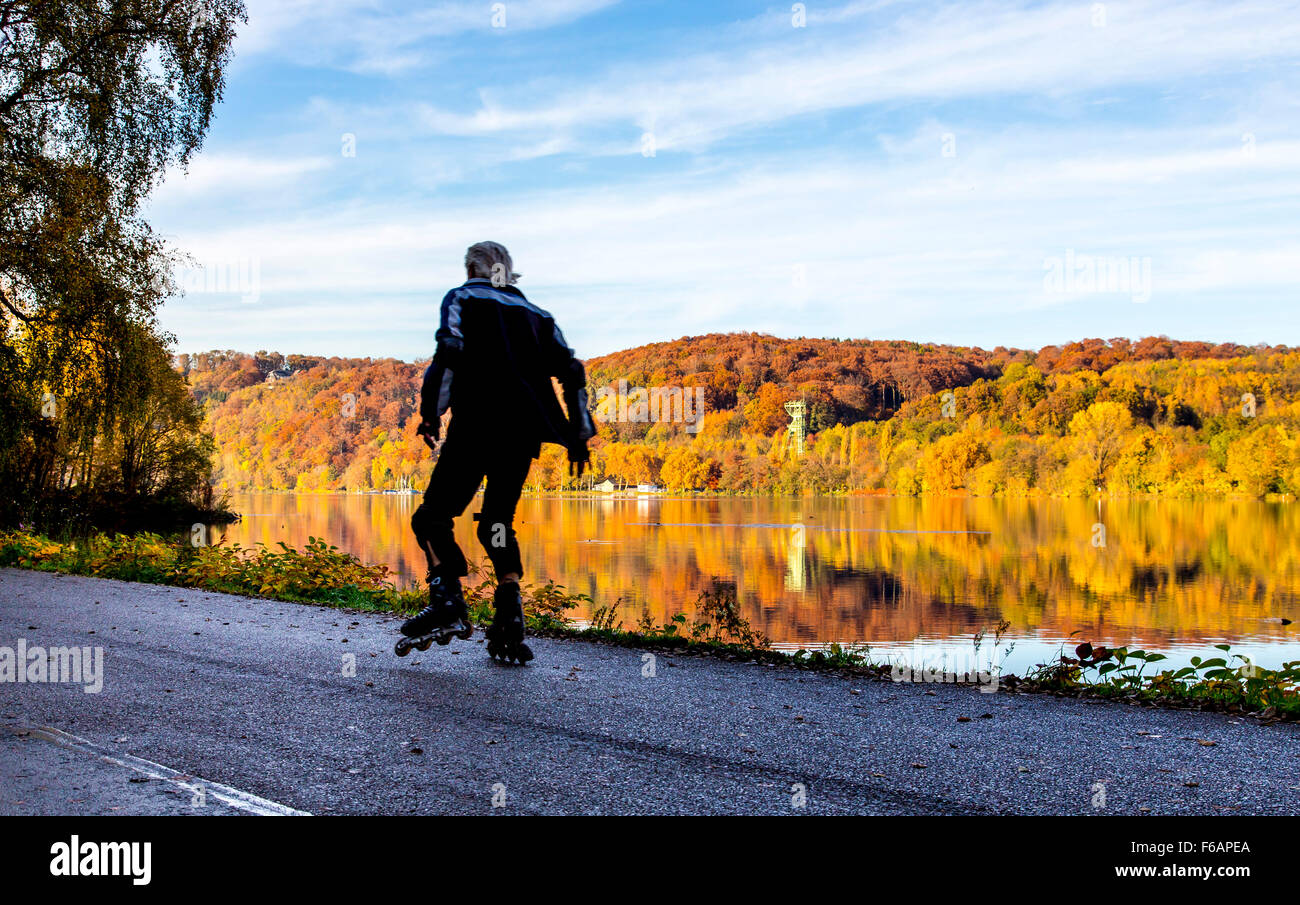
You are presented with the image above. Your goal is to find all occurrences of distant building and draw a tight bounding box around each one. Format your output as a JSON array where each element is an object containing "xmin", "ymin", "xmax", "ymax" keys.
[
  {"xmin": 266, "ymin": 356, "xmax": 297, "ymax": 382},
  {"xmin": 636, "ymin": 483, "xmax": 662, "ymax": 494},
  {"xmin": 594, "ymin": 479, "xmax": 617, "ymax": 493}
]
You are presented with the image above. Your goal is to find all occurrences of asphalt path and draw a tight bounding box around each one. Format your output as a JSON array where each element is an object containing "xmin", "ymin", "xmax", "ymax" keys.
[{"xmin": 2, "ymin": 568, "xmax": 1297, "ymax": 815}]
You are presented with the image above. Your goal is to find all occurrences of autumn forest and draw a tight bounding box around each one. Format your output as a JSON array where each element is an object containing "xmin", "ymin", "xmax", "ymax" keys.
[{"xmin": 185, "ymin": 333, "xmax": 1299, "ymax": 499}]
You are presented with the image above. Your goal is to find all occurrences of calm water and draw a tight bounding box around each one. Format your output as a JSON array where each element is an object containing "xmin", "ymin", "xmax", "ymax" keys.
[{"xmin": 215, "ymin": 493, "xmax": 1300, "ymax": 674}]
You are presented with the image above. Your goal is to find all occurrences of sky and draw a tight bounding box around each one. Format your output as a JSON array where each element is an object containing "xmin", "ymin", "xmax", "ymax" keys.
[{"xmin": 144, "ymin": 0, "xmax": 1300, "ymax": 361}]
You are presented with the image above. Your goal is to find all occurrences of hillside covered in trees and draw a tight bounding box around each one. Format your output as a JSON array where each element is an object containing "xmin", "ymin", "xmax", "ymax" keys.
[{"xmin": 186, "ymin": 334, "xmax": 1299, "ymax": 498}]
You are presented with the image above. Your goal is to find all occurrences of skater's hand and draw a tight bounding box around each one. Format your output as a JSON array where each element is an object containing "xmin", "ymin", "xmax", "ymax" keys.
[
  {"xmin": 568, "ymin": 441, "xmax": 589, "ymax": 479},
  {"xmin": 417, "ymin": 419, "xmax": 440, "ymax": 449}
]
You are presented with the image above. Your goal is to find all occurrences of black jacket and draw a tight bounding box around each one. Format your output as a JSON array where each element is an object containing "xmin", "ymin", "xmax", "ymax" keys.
[{"xmin": 419, "ymin": 279, "xmax": 595, "ymax": 455}]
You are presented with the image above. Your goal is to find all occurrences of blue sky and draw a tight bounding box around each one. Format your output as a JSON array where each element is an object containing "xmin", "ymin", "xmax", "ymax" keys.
[{"xmin": 144, "ymin": 0, "xmax": 1300, "ymax": 361}]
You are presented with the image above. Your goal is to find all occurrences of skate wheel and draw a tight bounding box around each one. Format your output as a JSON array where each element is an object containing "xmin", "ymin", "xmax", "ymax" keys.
[
  {"xmin": 415, "ymin": 638, "xmax": 433, "ymax": 652},
  {"xmin": 436, "ymin": 634, "xmax": 452, "ymax": 645},
  {"xmin": 395, "ymin": 638, "xmax": 412, "ymax": 656}
]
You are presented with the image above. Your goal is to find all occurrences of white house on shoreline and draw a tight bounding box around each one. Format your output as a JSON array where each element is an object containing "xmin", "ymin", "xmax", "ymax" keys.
[{"xmin": 593, "ymin": 480, "xmax": 663, "ymax": 494}]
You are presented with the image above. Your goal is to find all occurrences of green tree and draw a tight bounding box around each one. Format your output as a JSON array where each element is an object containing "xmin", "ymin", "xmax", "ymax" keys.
[{"xmin": 1, "ymin": 0, "xmax": 246, "ymax": 528}]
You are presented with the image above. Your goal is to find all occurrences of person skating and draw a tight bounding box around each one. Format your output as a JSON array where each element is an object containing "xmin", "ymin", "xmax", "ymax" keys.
[{"xmin": 396, "ymin": 241, "xmax": 595, "ymax": 663}]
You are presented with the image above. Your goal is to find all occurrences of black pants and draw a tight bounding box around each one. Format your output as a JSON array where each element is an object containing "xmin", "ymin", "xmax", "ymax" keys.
[{"xmin": 410, "ymin": 423, "xmax": 535, "ymax": 581}]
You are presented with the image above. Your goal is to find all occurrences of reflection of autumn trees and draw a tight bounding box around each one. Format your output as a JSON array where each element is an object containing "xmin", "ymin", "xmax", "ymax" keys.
[{"xmin": 221, "ymin": 494, "xmax": 1298, "ymax": 651}]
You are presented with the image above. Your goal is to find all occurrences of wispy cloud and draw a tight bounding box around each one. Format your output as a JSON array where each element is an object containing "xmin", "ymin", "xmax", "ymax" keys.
[
  {"xmin": 160, "ymin": 120, "xmax": 1300, "ymax": 354},
  {"xmin": 406, "ymin": 0, "xmax": 1300, "ymax": 152},
  {"xmin": 237, "ymin": 0, "xmax": 619, "ymax": 73},
  {"xmin": 151, "ymin": 0, "xmax": 1300, "ymax": 356},
  {"xmin": 152, "ymin": 153, "xmax": 334, "ymax": 200}
]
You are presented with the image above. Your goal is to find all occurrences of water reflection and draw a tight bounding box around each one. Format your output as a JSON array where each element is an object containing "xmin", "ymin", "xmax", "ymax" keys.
[{"xmin": 215, "ymin": 493, "xmax": 1300, "ymax": 672}]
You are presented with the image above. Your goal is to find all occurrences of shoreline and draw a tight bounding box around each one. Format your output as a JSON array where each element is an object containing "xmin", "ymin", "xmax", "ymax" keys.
[{"xmin": 3, "ymin": 528, "xmax": 1296, "ymax": 723}]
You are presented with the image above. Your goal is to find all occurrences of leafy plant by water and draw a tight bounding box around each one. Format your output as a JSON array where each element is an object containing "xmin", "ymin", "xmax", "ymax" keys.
[{"xmin": 1014, "ymin": 636, "xmax": 1300, "ymax": 719}]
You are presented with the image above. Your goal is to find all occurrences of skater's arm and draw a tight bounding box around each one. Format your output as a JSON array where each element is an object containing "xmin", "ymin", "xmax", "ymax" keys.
[
  {"xmin": 547, "ymin": 319, "xmax": 595, "ymax": 444},
  {"xmin": 545, "ymin": 318, "xmax": 595, "ymax": 477},
  {"xmin": 433, "ymin": 289, "xmax": 466, "ymax": 370},
  {"xmin": 417, "ymin": 362, "xmax": 443, "ymax": 447},
  {"xmin": 417, "ymin": 289, "xmax": 467, "ymax": 447}
]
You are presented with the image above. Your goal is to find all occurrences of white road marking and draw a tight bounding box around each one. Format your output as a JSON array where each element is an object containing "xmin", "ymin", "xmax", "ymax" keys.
[{"xmin": 10, "ymin": 726, "xmax": 311, "ymax": 816}]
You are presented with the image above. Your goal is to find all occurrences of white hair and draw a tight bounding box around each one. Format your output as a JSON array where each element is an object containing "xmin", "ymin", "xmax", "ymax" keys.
[{"xmin": 465, "ymin": 241, "xmax": 520, "ymax": 285}]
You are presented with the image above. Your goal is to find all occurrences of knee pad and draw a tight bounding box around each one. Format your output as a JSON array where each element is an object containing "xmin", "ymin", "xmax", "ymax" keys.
[{"xmin": 411, "ymin": 504, "xmax": 435, "ymax": 541}]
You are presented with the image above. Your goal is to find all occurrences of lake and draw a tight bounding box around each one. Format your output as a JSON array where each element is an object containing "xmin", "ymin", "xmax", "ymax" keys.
[{"xmin": 215, "ymin": 492, "xmax": 1300, "ymax": 675}]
